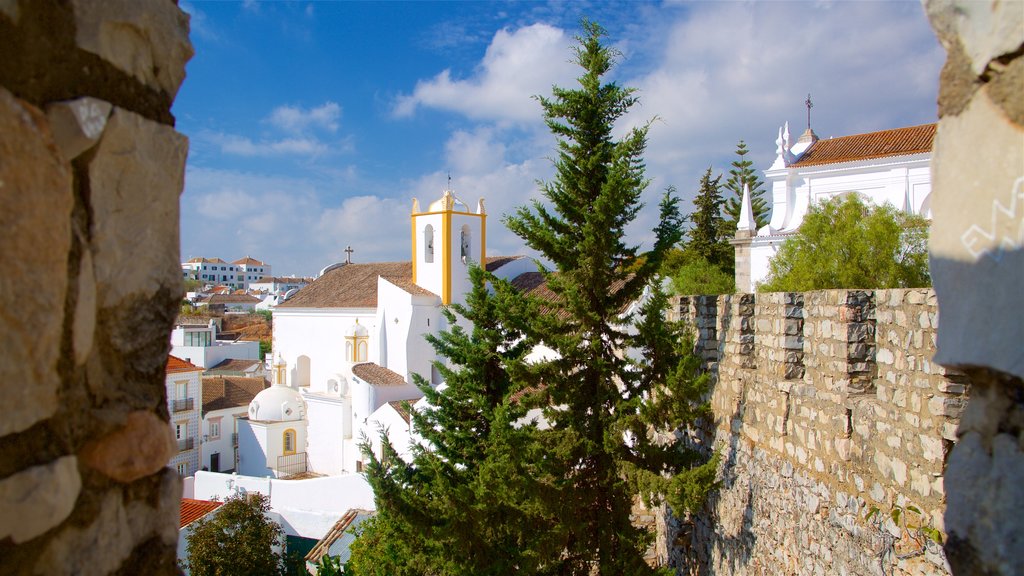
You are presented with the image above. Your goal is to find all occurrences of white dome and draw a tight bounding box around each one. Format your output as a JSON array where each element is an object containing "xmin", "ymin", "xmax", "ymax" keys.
[
  {"xmin": 248, "ymin": 385, "xmax": 305, "ymax": 422},
  {"xmin": 344, "ymin": 321, "xmax": 369, "ymax": 338}
]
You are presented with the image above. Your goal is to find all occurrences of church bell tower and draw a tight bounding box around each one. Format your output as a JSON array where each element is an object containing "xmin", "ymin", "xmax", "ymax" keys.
[{"xmin": 410, "ymin": 188, "xmax": 486, "ymax": 305}]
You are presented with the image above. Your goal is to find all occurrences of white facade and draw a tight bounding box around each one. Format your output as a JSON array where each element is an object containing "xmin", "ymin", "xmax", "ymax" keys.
[
  {"xmin": 201, "ymin": 407, "xmax": 242, "ymax": 473},
  {"xmin": 170, "ymin": 322, "xmax": 260, "ymax": 369},
  {"xmin": 737, "ymin": 123, "xmax": 934, "ymax": 291},
  {"xmin": 167, "ymin": 357, "xmax": 203, "ymax": 477},
  {"xmin": 182, "ymin": 256, "xmax": 272, "ymax": 290}
]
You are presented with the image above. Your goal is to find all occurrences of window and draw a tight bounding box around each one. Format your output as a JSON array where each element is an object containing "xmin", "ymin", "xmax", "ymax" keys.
[
  {"xmin": 175, "ymin": 422, "xmax": 186, "ymax": 440},
  {"xmin": 460, "ymin": 225, "xmax": 472, "ymax": 263},
  {"xmin": 176, "ymin": 462, "xmax": 187, "ymax": 476},
  {"xmin": 424, "ymin": 224, "xmax": 434, "ymax": 263},
  {"xmin": 356, "ymin": 341, "xmax": 368, "ymax": 362},
  {"xmin": 283, "ymin": 429, "xmax": 296, "ymax": 455},
  {"xmin": 209, "ymin": 418, "xmax": 221, "ymax": 440},
  {"xmin": 175, "ymin": 381, "xmax": 187, "ymax": 401}
]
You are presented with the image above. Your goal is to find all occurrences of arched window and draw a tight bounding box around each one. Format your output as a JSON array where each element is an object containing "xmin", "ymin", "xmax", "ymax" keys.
[
  {"xmin": 424, "ymin": 224, "xmax": 434, "ymax": 263},
  {"xmin": 345, "ymin": 342, "xmax": 353, "ymax": 361},
  {"xmin": 357, "ymin": 341, "xmax": 368, "ymax": 362},
  {"xmin": 283, "ymin": 429, "xmax": 296, "ymax": 455},
  {"xmin": 460, "ymin": 225, "xmax": 472, "ymax": 264}
]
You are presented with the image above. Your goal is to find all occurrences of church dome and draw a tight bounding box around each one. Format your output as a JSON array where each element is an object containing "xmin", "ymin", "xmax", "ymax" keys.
[
  {"xmin": 344, "ymin": 321, "xmax": 369, "ymax": 338},
  {"xmin": 427, "ymin": 189, "xmax": 468, "ymax": 213},
  {"xmin": 248, "ymin": 385, "xmax": 305, "ymax": 422}
]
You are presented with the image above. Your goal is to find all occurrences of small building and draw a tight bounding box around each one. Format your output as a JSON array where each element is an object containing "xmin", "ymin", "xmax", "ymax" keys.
[
  {"xmin": 170, "ymin": 320, "xmax": 260, "ymax": 369},
  {"xmin": 166, "ymin": 355, "xmax": 204, "ymax": 477},
  {"xmin": 233, "ymin": 256, "xmax": 272, "ymax": 289},
  {"xmin": 204, "ymin": 358, "xmax": 266, "ymax": 378},
  {"xmin": 237, "ymin": 356, "xmax": 308, "ymax": 478},
  {"xmin": 201, "ymin": 375, "xmax": 269, "ymax": 473}
]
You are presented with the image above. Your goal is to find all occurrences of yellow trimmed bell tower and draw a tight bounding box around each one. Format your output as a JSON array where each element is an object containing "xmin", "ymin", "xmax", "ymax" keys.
[{"xmin": 410, "ymin": 189, "xmax": 486, "ymax": 305}]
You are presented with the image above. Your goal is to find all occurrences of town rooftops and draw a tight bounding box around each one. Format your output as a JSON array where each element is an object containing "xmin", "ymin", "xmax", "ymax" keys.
[
  {"xmin": 202, "ymin": 376, "xmax": 269, "ymax": 414},
  {"xmin": 352, "ymin": 362, "xmax": 407, "ymax": 387},
  {"xmin": 167, "ymin": 355, "xmax": 204, "ymax": 374},
  {"xmin": 792, "ymin": 123, "xmax": 936, "ymax": 168},
  {"xmin": 205, "ymin": 294, "xmax": 261, "ymax": 305},
  {"xmin": 232, "ymin": 256, "xmax": 266, "ymax": 266},
  {"xmin": 180, "ymin": 498, "xmax": 222, "ymax": 528},
  {"xmin": 205, "ymin": 358, "xmax": 263, "ymax": 375}
]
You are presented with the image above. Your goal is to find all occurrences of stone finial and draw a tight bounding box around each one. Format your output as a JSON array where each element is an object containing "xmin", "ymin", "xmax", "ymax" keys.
[
  {"xmin": 737, "ymin": 183, "xmax": 757, "ymax": 233},
  {"xmin": 783, "ymin": 121, "xmax": 791, "ymax": 152},
  {"xmin": 477, "ymin": 197, "xmax": 486, "ymax": 215},
  {"xmin": 411, "ymin": 197, "xmax": 420, "ymax": 213},
  {"xmin": 775, "ymin": 126, "xmax": 785, "ymax": 156}
]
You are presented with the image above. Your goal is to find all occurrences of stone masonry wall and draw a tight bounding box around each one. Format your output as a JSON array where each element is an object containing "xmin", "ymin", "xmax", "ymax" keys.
[
  {"xmin": 668, "ymin": 289, "xmax": 968, "ymax": 576},
  {"xmin": 0, "ymin": 2, "xmax": 191, "ymax": 574}
]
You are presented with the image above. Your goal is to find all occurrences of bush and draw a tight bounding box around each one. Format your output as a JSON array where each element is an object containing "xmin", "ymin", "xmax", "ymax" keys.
[
  {"xmin": 760, "ymin": 195, "xmax": 930, "ymax": 292},
  {"xmin": 672, "ymin": 256, "xmax": 735, "ymax": 295}
]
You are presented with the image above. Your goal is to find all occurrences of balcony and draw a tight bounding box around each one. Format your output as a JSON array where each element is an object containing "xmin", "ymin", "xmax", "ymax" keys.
[
  {"xmin": 178, "ymin": 437, "xmax": 195, "ymax": 452},
  {"xmin": 172, "ymin": 398, "xmax": 195, "ymax": 413}
]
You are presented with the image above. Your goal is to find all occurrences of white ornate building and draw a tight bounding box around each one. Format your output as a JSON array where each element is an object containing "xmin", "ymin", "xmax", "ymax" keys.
[{"xmin": 733, "ymin": 122, "xmax": 935, "ymax": 291}]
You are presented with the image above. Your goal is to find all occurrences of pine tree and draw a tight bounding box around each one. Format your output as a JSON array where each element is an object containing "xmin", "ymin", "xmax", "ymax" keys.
[
  {"xmin": 505, "ymin": 21, "xmax": 717, "ymax": 575},
  {"xmin": 722, "ymin": 140, "xmax": 769, "ymax": 232},
  {"xmin": 351, "ymin": 265, "xmax": 559, "ymax": 575},
  {"xmin": 685, "ymin": 166, "xmax": 733, "ymax": 273}
]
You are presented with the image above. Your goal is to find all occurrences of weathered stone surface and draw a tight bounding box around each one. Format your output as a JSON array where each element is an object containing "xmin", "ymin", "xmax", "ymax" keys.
[
  {"xmin": 45, "ymin": 97, "xmax": 112, "ymax": 160},
  {"xmin": 0, "ymin": 456, "xmax": 81, "ymax": 543},
  {"xmin": 89, "ymin": 107, "xmax": 187, "ymax": 308},
  {"xmin": 70, "ymin": 0, "xmax": 194, "ymax": 97},
  {"xmin": 36, "ymin": 469, "xmax": 181, "ymax": 576},
  {"xmin": 925, "ymin": 0, "xmax": 1024, "ymax": 77},
  {"xmin": 73, "ymin": 247, "xmax": 98, "ymax": 366},
  {"xmin": 79, "ymin": 411, "xmax": 177, "ymax": 483},
  {"xmin": 929, "ymin": 90, "xmax": 1024, "ymax": 379},
  {"xmin": 0, "ymin": 0, "xmax": 18, "ymax": 22},
  {"xmin": 0, "ymin": 87, "xmax": 72, "ymax": 436}
]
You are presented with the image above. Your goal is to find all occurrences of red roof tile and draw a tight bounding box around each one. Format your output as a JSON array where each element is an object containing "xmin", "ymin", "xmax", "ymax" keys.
[
  {"xmin": 167, "ymin": 355, "xmax": 204, "ymax": 374},
  {"xmin": 232, "ymin": 256, "xmax": 266, "ymax": 266},
  {"xmin": 180, "ymin": 498, "xmax": 222, "ymax": 528},
  {"xmin": 387, "ymin": 400, "xmax": 413, "ymax": 424},
  {"xmin": 352, "ymin": 362, "xmax": 407, "ymax": 387},
  {"xmin": 277, "ymin": 262, "xmax": 413, "ymax": 309},
  {"xmin": 202, "ymin": 376, "xmax": 269, "ymax": 414},
  {"xmin": 792, "ymin": 123, "xmax": 936, "ymax": 167}
]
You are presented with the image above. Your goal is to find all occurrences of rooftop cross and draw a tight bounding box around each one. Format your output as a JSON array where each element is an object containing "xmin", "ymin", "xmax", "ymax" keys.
[
  {"xmin": 805, "ymin": 93, "xmax": 813, "ymax": 130},
  {"xmin": 344, "ymin": 245, "xmax": 353, "ymax": 264}
]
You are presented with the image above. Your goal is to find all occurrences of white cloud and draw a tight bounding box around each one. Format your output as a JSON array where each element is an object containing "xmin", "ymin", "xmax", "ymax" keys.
[
  {"xmin": 268, "ymin": 102, "xmax": 341, "ymax": 134},
  {"xmin": 204, "ymin": 131, "xmax": 330, "ymax": 157},
  {"xmin": 393, "ymin": 23, "xmax": 578, "ymax": 124}
]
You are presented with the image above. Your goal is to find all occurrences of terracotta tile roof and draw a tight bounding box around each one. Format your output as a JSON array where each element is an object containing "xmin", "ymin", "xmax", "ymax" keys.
[
  {"xmin": 352, "ymin": 362, "xmax": 407, "ymax": 387},
  {"xmin": 207, "ymin": 294, "xmax": 261, "ymax": 305},
  {"xmin": 387, "ymin": 400, "xmax": 413, "ymax": 424},
  {"xmin": 167, "ymin": 355, "xmax": 204, "ymax": 374},
  {"xmin": 277, "ymin": 262, "xmax": 413, "ymax": 308},
  {"xmin": 205, "ymin": 358, "xmax": 263, "ymax": 375},
  {"xmin": 485, "ymin": 255, "xmax": 525, "ymax": 271},
  {"xmin": 791, "ymin": 123, "xmax": 936, "ymax": 167},
  {"xmin": 208, "ymin": 258, "xmax": 227, "ymax": 264},
  {"xmin": 232, "ymin": 256, "xmax": 266, "ymax": 266},
  {"xmin": 180, "ymin": 498, "xmax": 222, "ymax": 528},
  {"xmin": 202, "ymin": 376, "xmax": 269, "ymax": 414},
  {"xmin": 384, "ymin": 276, "xmax": 440, "ymax": 299}
]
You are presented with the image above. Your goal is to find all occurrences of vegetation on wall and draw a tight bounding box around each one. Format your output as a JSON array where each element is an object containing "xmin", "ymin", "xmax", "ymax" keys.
[{"xmin": 760, "ymin": 194, "xmax": 930, "ymax": 292}]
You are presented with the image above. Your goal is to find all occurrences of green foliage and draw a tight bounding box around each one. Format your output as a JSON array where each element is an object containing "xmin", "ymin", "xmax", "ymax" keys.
[
  {"xmin": 760, "ymin": 194, "xmax": 930, "ymax": 292},
  {"xmin": 672, "ymin": 255, "xmax": 736, "ymax": 295},
  {"xmin": 184, "ymin": 492, "xmax": 285, "ymax": 576},
  {"xmin": 183, "ymin": 278, "xmax": 202, "ymax": 292},
  {"xmin": 722, "ymin": 140, "xmax": 770, "ymax": 232},
  {"xmin": 685, "ymin": 169, "xmax": 733, "ymax": 274},
  {"xmin": 256, "ymin": 308, "xmax": 274, "ymax": 323},
  {"xmin": 259, "ymin": 339, "xmax": 272, "ymax": 361},
  {"xmin": 314, "ymin": 554, "xmax": 342, "ymax": 576},
  {"xmin": 504, "ymin": 21, "xmax": 716, "ymax": 574}
]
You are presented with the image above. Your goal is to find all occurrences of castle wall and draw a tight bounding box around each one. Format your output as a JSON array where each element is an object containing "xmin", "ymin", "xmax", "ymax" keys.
[
  {"xmin": 668, "ymin": 289, "xmax": 966, "ymax": 576},
  {"xmin": 0, "ymin": 2, "xmax": 192, "ymax": 573}
]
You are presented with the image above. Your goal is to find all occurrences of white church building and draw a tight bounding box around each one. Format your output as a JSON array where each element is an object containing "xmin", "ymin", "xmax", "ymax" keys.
[
  {"xmin": 733, "ymin": 121, "xmax": 935, "ymax": 291},
  {"xmin": 235, "ymin": 189, "xmax": 535, "ymax": 478}
]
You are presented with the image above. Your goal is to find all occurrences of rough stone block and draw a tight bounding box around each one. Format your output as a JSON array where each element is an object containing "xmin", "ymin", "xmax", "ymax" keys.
[
  {"xmin": 70, "ymin": 0, "xmax": 194, "ymax": 97},
  {"xmin": 0, "ymin": 456, "xmax": 81, "ymax": 543},
  {"xmin": 89, "ymin": 107, "xmax": 187, "ymax": 308},
  {"xmin": 80, "ymin": 411, "xmax": 177, "ymax": 483},
  {"xmin": 45, "ymin": 97, "xmax": 112, "ymax": 160},
  {"xmin": 0, "ymin": 88, "xmax": 72, "ymax": 436}
]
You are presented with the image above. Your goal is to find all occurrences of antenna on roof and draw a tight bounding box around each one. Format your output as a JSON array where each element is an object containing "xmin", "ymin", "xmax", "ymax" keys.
[
  {"xmin": 447, "ymin": 171, "xmax": 452, "ymax": 191},
  {"xmin": 805, "ymin": 93, "xmax": 813, "ymax": 130}
]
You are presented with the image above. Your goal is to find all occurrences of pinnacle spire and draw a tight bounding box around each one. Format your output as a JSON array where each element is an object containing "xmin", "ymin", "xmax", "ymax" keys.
[{"xmin": 737, "ymin": 182, "xmax": 757, "ymax": 233}]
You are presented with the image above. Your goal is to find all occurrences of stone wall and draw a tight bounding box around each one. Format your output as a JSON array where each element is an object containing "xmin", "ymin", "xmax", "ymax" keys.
[
  {"xmin": 922, "ymin": 2, "xmax": 1024, "ymax": 574},
  {"xmin": 0, "ymin": 1, "xmax": 191, "ymax": 574},
  {"xmin": 669, "ymin": 289, "xmax": 967, "ymax": 576}
]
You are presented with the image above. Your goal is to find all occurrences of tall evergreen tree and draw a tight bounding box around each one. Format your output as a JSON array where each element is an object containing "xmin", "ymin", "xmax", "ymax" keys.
[
  {"xmin": 506, "ymin": 21, "xmax": 717, "ymax": 575},
  {"xmin": 350, "ymin": 265, "xmax": 559, "ymax": 575},
  {"xmin": 722, "ymin": 140, "xmax": 769, "ymax": 232},
  {"xmin": 685, "ymin": 166, "xmax": 732, "ymax": 273}
]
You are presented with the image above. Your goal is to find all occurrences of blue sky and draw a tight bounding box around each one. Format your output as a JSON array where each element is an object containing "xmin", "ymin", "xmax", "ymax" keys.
[{"xmin": 175, "ymin": 0, "xmax": 943, "ymax": 277}]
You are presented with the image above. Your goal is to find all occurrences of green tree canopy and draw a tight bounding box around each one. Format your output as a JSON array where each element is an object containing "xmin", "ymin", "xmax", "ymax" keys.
[
  {"xmin": 684, "ymin": 168, "xmax": 733, "ymax": 275},
  {"xmin": 672, "ymin": 255, "xmax": 736, "ymax": 295},
  {"xmin": 760, "ymin": 194, "xmax": 930, "ymax": 292},
  {"xmin": 183, "ymin": 492, "xmax": 285, "ymax": 576},
  {"xmin": 722, "ymin": 139, "xmax": 770, "ymax": 232},
  {"xmin": 505, "ymin": 21, "xmax": 717, "ymax": 575}
]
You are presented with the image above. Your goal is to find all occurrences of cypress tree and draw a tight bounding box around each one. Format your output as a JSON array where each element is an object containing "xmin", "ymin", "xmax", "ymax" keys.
[
  {"xmin": 685, "ymin": 166, "xmax": 733, "ymax": 273},
  {"xmin": 506, "ymin": 21, "xmax": 717, "ymax": 575},
  {"xmin": 722, "ymin": 140, "xmax": 770, "ymax": 232}
]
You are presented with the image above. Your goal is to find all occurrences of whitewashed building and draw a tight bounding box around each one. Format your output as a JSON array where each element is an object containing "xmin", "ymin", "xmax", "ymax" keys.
[
  {"xmin": 200, "ymin": 375, "xmax": 268, "ymax": 473},
  {"xmin": 733, "ymin": 122, "xmax": 935, "ymax": 291},
  {"xmin": 166, "ymin": 355, "xmax": 204, "ymax": 477},
  {"xmin": 170, "ymin": 320, "xmax": 260, "ymax": 369}
]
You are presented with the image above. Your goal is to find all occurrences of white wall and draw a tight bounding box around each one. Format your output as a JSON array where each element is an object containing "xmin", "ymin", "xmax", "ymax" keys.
[
  {"xmin": 365, "ymin": 403, "xmax": 414, "ymax": 463},
  {"xmin": 171, "ymin": 340, "xmax": 259, "ymax": 369},
  {"xmin": 236, "ymin": 419, "xmax": 274, "ymax": 478},
  {"xmin": 272, "ymin": 307, "xmax": 375, "ymax": 393},
  {"xmin": 304, "ymin": 393, "xmax": 348, "ymax": 475},
  {"xmin": 192, "ymin": 471, "xmax": 376, "ymax": 540},
  {"xmin": 201, "ymin": 408, "xmax": 244, "ymax": 472}
]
